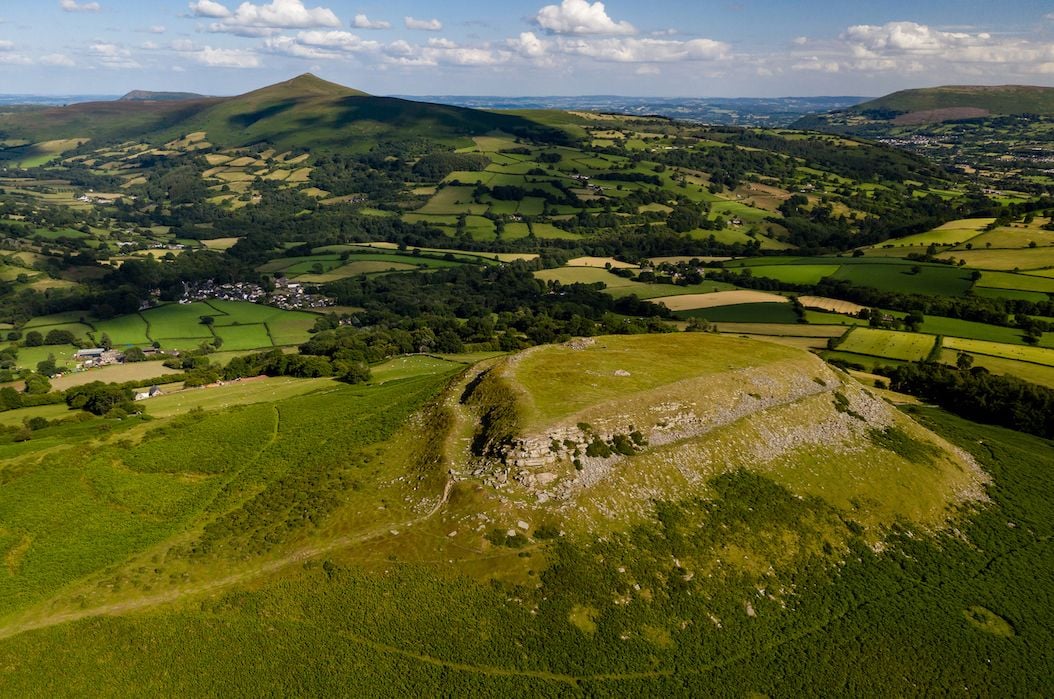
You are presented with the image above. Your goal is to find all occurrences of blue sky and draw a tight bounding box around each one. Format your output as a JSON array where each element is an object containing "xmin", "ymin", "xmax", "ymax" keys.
[{"xmin": 0, "ymin": 0, "xmax": 1052, "ymax": 96}]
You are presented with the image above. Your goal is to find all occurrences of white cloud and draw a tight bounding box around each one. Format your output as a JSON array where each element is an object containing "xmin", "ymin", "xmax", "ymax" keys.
[
  {"xmin": 40, "ymin": 53, "xmax": 76, "ymax": 67},
  {"xmin": 194, "ymin": 0, "xmax": 340, "ymax": 36},
  {"xmin": 509, "ymin": 31, "xmax": 547, "ymax": 59},
  {"xmin": 558, "ymin": 36, "xmax": 728, "ymax": 63},
  {"xmin": 89, "ymin": 41, "xmax": 140, "ymax": 69},
  {"xmin": 148, "ymin": 25, "xmax": 167, "ymax": 34},
  {"xmin": 352, "ymin": 14, "xmax": 390, "ymax": 30},
  {"xmin": 0, "ymin": 40, "xmax": 13, "ymax": 51},
  {"xmin": 780, "ymin": 20, "xmax": 1054, "ymax": 79},
  {"xmin": 60, "ymin": 0, "xmax": 101, "ymax": 12},
  {"xmin": 792, "ymin": 36, "xmax": 808, "ymax": 46},
  {"xmin": 196, "ymin": 46, "xmax": 260, "ymax": 67},
  {"xmin": 188, "ymin": 0, "xmax": 230, "ymax": 18},
  {"xmin": 0, "ymin": 52, "xmax": 32, "ymax": 65},
  {"xmin": 404, "ymin": 17, "xmax": 443, "ymax": 32},
  {"xmin": 265, "ymin": 30, "xmax": 378, "ymax": 59},
  {"xmin": 535, "ymin": 0, "xmax": 635, "ymax": 36}
]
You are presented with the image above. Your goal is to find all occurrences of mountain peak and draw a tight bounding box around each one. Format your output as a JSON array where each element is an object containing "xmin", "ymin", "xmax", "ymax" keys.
[{"xmin": 244, "ymin": 74, "xmax": 369, "ymax": 99}]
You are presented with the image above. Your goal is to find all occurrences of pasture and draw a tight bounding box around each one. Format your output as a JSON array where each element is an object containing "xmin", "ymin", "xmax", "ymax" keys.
[
  {"xmin": 685, "ymin": 302, "xmax": 800, "ymax": 324},
  {"xmin": 838, "ymin": 327, "xmax": 937, "ymax": 362},
  {"xmin": 939, "ymin": 247, "xmax": 1054, "ymax": 270},
  {"xmin": 942, "ymin": 337, "xmax": 1054, "ymax": 367}
]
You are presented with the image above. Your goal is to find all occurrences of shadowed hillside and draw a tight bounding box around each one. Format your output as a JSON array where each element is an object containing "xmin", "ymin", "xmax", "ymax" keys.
[{"xmin": 0, "ymin": 74, "xmax": 574, "ymax": 150}]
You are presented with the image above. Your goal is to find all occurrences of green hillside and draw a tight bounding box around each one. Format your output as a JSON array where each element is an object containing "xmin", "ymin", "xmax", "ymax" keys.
[
  {"xmin": 856, "ymin": 85, "xmax": 1054, "ymax": 119},
  {"xmin": 0, "ymin": 74, "xmax": 572, "ymax": 151},
  {"xmin": 0, "ymin": 335, "xmax": 1048, "ymax": 694}
]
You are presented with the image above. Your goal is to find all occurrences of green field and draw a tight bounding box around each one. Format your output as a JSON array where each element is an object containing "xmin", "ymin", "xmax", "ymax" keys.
[
  {"xmin": 941, "ymin": 246, "xmax": 1054, "ymax": 270},
  {"xmin": 976, "ymin": 270, "xmax": 1054, "ymax": 294},
  {"xmin": 943, "ymin": 337, "xmax": 1054, "ymax": 366},
  {"xmin": 681, "ymin": 302, "xmax": 801, "ymax": 324},
  {"xmin": 832, "ymin": 263, "xmax": 974, "ymax": 296},
  {"xmin": 91, "ymin": 314, "xmax": 151, "ymax": 346},
  {"xmin": 744, "ymin": 264, "xmax": 840, "ymax": 284},
  {"xmin": 838, "ymin": 327, "xmax": 937, "ymax": 361}
]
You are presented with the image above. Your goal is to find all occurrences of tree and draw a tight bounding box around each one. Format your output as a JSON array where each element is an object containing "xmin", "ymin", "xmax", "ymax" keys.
[
  {"xmin": 124, "ymin": 347, "xmax": 147, "ymax": 363},
  {"xmin": 100, "ymin": 333, "xmax": 112, "ymax": 350},
  {"xmin": 956, "ymin": 352, "xmax": 974, "ymax": 371},
  {"xmin": 24, "ymin": 331, "xmax": 43, "ymax": 347},
  {"xmin": 36, "ymin": 357, "xmax": 58, "ymax": 377},
  {"xmin": 904, "ymin": 310, "xmax": 925, "ymax": 332},
  {"xmin": 24, "ymin": 373, "xmax": 52, "ymax": 395},
  {"xmin": 199, "ymin": 315, "xmax": 215, "ymax": 326}
]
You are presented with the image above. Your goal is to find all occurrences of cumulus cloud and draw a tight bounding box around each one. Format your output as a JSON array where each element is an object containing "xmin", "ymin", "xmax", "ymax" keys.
[
  {"xmin": 148, "ymin": 25, "xmax": 167, "ymax": 34},
  {"xmin": 781, "ymin": 20, "xmax": 1054, "ymax": 79},
  {"xmin": 558, "ymin": 36, "xmax": 728, "ymax": 63},
  {"xmin": 404, "ymin": 17, "xmax": 443, "ymax": 32},
  {"xmin": 196, "ymin": 46, "xmax": 260, "ymax": 67},
  {"xmin": 188, "ymin": 0, "xmax": 230, "ymax": 18},
  {"xmin": 192, "ymin": 0, "xmax": 340, "ymax": 36},
  {"xmin": 264, "ymin": 30, "xmax": 378, "ymax": 59},
  {"xmin": 0, "ymin": 40, "xmax": 13, "ymax": 51},
  {"xmin": 89, "ymin": 41, "xmax": 140, "ymax": 69},
  {"xmin": 535, "ymin": 0, "xmax": 635, "ymax": 36},
  {"xmin": 60, "ymin": 0, "xmax": 101, "ymax": 12},
  {"xmin": 40, "ymin": 53, "xmax": 76, "ymax": 66},
  {"xmin": 352, "ymin": 14, "xmax": 390, "ymax": 30}
]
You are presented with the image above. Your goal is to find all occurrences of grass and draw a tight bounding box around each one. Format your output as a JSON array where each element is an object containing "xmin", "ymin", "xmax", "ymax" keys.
[
  {"xmin": 506, "ymin": 333, "xmax": 798, "ymax": 429},
  {"xmin": 92, "ymin": 314, "xmax": 151, "ymax": 347},
  {"xmin": 920, "ymin": 316, "xmax": 1051, "ymax": 347},
  {"xmin": 940, "ymin": 247, "xmax": 1054, "ymax": 271},
  {"xmin": 938, "ymin": 350, "xmax": 1054, "ymax": 389},
  {"xmin": 942, "ymin": 337, "xmax": 1054, "ymax": 367},
  {"xmin": 976, "ymin": 271, "xmax": 1054, "ymax": 294},
  {"xmin": 838, "ymin": 327, "xmax": 937, "ymax": 361},
  {"xmin": 681, "ymin": 302, "xmax": 801, "ymax": 324},
  {"xmin": 831, "ymin": 263, "xmax": 974, "ymax": 296},
  {"xmin": 743, "ymin": 264, "xmax": 840, "ymax": 284}
]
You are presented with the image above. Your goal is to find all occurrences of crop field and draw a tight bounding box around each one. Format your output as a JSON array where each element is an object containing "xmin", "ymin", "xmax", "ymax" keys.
[
  {"xmin": 975, "ymin": 270, "xmax": 1054, "ymax": 294},
  {"xmin": 943, "ymin": 337, "xmax": 1054, "ymax": 366},
  {"xmin": 565, "ymin": 257, "xmax": 637, "ymax": 269},
  {"xmin": 142, "ymin": 303, "xmax": 217, "ymax": 341},
  {"xmin": 712, "ymin": 323, "xmax": 846, "ymax": 338},
  {"xmin": 831, "ymin": 263, "xmax": 974, "ymax": 295},
  {"xmin": 939, "ymin": 247, "xmax": 1054, "ymax": 270},
  {"xmin": 296, "ymin": 260, "xmax": 420, "ymax": 282},
  {"xmin": 744, "ymin": 264, "xmax": 839, "ymax": 284},
  {"xmin": 884, "ymin": 218, "xmax": 991, "ymax": 247},
  {"xmin": 920, "ymin": 315, "xmax": 1052, "ymax": 346},
  {"xmin": 49, "ymin": 362, "xmax": 182, "ymax": 391},
  {"xmin": 938, "ymin": 350, "xmax": 1054, "ymax": 389},
  {"xmin": 92, "ymin": 314, "xmax": 151, "ymax": 346},
  {"xmin": 838, "ymin": 327, "xmax": 938, "ymax": 361},
  {"xmin": 684, "ymin": 302, "xmax": 801, "ymax": 323},
  {"xmin": 653, "ymin": 290, "xmax": 789, "ymax": 311},
  {"xmin": 963, "ymin": 226, "xmax": 1054, "ymax": 251},
  {"xmin": 798, "ymin": 296, "xmax": 867, "ymax": 315}
]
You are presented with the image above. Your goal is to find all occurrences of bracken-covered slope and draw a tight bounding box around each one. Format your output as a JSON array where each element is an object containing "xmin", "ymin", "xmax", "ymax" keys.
[
  {"xmin": 795, "ymin": 84, "xmax": 1054, "ymax": 132},
  {"xmin": 0, "ymin": 74, "xmax": 573, "ymax": 150}
]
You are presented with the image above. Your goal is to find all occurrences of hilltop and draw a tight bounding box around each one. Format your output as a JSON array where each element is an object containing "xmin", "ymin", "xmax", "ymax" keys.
[
  {"xmin": 0, "ymin": 333, "xmax": 1040, "ymax": 695},
  {"xmin": 0, "ymin": 73, "xmax": 572, "ymax": 150},
  {"xmin": 795, "ymin": 84, "xmax": 1054, "ymax": 132},
  {"xmin": 119, "ymin": 90, "xmax": 207, "ymax": 102}
]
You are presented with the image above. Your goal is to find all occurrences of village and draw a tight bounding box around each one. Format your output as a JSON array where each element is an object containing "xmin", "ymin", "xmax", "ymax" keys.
[{"xmin": 179, "ymin": 277, "xmax": 334, "ymax": 311}]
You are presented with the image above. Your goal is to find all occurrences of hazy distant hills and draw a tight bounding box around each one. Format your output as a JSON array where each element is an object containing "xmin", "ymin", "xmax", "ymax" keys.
[
  {"xmin": 795, "ymin": 84, "xmax": 1054, "ymax": 133},
  {"xmin": 119, "ymin": 90, "xmax": 207, "ymax": 102},
  {"xmin": 401, "ymin": 94, "xmax": 870, "ymax": 127}
]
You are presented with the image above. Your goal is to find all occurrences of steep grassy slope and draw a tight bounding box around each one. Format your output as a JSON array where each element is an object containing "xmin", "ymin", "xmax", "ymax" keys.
[{"xmin": 0, "ymin": 74, "xmax": 572, "ymax": 151}]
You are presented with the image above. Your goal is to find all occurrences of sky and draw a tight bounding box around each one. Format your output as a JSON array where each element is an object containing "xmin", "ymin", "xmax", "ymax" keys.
[{"xmin": 0, "ymin": 0, "xmax": 1053, "ymax": 97}]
